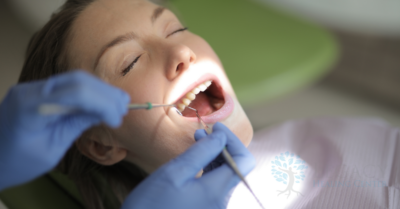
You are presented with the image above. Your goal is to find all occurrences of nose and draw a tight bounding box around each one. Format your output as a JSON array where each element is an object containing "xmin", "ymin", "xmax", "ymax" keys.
[{"xmin": 165, "ymin": 44, "xmax": 196, "ymax": 80}]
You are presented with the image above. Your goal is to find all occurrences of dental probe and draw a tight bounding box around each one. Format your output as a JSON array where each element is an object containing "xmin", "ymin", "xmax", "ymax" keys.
[
  {"xmin": 128, "ymin": 103, "xmax": 176, "ymax": 110},
  {"xmin": 186, "ymin": 107, "xmax": 266, "ymax": 209},
  {"xmin": 38, "ymin": 103, "xmax": 176, "ymax": 115}
]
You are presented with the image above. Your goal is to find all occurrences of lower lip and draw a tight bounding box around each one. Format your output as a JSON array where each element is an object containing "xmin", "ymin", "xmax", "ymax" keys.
[{"xmin": 182, "ymin": 92, "xmax": 234, "ymax": 124}]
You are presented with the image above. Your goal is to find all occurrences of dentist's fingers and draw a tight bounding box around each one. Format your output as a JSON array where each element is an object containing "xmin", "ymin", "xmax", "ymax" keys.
[
  {"xmin": 212, "ymin": 122, "xmax": 252, "ymax": 157},
  {"xmin": 198, "ymin": 154, "xmax": 255, "ymax": 199},
  {"xmin": 161, "ymin": 131, "xmax": 227, "ymax": 185},
  {"xmin": 48, "ymin": 86, "xmax": 127, "ymax": 127},
  {"xmin": 42, "ymin": 71, "xmax": 130, "ymax": 127},
  {"xmin": 197, "ymin": 122, "xmax": 256, "ymax": 192},
  {"xmin": 197, "ymin": 123, "xmax": 251, "ymax": 157},
  {"xmin": 197, "ymin": 164, "xmax": 246, "ymax": 199},
  {"xmin": 214, "ymin": 122, "xmax": 256, "ymax": 176},
  {"xmin": 194, "ymin": 129, "xmax": 207, "ymax": 141},
  {"xmin": 195, "ymin": 129, "xmax": 225, "ymax": 173},
  {"xmin": 51, "ymin": 113, "xmax": 102, "ymax": 145}
]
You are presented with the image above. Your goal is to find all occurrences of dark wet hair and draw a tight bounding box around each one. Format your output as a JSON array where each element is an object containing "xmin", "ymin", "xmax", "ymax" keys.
[{"xmin": 19, "ymin": 1, "xmax": 147, "ymax": 209}]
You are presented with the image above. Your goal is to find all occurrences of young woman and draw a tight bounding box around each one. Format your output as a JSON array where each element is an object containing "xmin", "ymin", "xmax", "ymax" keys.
[{"xmin": 19, "ymin": 0, "xmax": 254, "ymax": 208}]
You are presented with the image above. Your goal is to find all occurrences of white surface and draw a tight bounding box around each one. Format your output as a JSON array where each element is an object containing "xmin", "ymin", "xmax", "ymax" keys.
[
  {"xmin": 0, "ymin": 200, "xmax": 8, "ymax": 209},
  {"xmin": 256, "ymin": 0, "xmax": 400, "ymax": 37},
  {"xmin": 228, "ymin": 118, "xmax": 400, "ymax": 209}
]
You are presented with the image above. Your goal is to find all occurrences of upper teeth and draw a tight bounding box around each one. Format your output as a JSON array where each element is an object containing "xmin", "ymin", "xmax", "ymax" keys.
[{"xmin": 177, "ymin": 80, "xmax": 212, "ymax": 112}]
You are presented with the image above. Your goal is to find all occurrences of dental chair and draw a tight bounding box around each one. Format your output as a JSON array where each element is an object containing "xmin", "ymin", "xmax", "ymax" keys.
[
  {"xmin": 169, "ymin": 0, "xmax": 337, "ymax": 106},
  {"xmin": 0, "ymin": 0, "xmax": 337, "ymax": 208}
]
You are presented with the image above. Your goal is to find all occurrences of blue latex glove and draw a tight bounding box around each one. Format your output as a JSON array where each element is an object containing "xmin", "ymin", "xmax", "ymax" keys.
[
  {"xmin": 195, "ymin": 127, "xmax": 226, "ymax": 173},
  {"xmin": 121, "ymin": 122, "xmax": 255, "ymax": 209},
  {"xmin": 0, "ymin": 70, "xmax": 129, "ymax": 191}
]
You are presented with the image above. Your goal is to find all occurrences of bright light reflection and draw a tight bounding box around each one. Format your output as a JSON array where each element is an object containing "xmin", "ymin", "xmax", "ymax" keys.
[
  {"xmin": 166, "ymin": 59, "xmax": 233, "ymax": 104},
  {"xmin": 227, "ymin": 152, "xmax": 307, "ymax": 209}
]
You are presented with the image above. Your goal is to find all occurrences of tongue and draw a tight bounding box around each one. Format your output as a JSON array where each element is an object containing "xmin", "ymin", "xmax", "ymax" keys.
[{"xmin": 181, "ymin": 92, "xmax": 213, "ymax": 117}]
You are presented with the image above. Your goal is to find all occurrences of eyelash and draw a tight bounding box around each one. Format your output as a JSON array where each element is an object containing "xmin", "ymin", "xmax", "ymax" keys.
[
  {"xmin": 166, "ymin": 27, "xmax": 188, "ymax": 38},
  {"xmin": 121, "ymin": 27, "xmax": 188, "ymax": 76},
  {"xmin": 122, "ymin": 55, "xmax": 141, "ymax": 76}
]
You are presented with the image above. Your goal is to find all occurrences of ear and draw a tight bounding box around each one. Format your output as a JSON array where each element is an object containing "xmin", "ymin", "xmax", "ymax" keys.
[{"xmin": 77, "ymin": 127, "xmax": 127, "ymax": 166}]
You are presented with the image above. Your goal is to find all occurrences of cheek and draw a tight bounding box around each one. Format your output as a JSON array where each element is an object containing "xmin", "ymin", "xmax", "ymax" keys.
[
  {"xmin": 115, "ymin": 111, "xmax": 196, "ymax": 166},
  {"xmin": 230, "ymin": 111, "xmax": 253, "ymax": 147},
  {"xmin": 222, "ymin": 100, "xmax": 254, "ymax": 147},
  {"xmin": 186, "ymin": 34, "xmax": 222, "ymax": 66},
  {"xmin": 235, "ymin": 119, "xmax": 253, "ymax": 147},
  {"xmin": 119, "ymin": 71, "xmax": 165, "ymax": 103}
]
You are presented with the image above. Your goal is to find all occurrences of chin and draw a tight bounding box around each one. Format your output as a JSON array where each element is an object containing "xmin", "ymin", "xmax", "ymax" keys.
[{"xmin": 224, "ymin": 98, "xmax": 253, "ymax": 147}]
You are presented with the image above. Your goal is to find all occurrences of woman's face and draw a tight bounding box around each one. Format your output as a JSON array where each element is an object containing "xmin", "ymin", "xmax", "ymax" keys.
[{"xmin": 68, "ymin": 0, "xmax": 253, "ymax": 173}]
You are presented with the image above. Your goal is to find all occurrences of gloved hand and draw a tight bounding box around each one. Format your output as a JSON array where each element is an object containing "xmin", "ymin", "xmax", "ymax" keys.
[
  {"xmin": 195, "ymin": 127, "xmax": 226, "ymax": 173},
  {"xmin": 0, "ymin": 70, "xmax": 129, "ymax": 191},
  {"xmin": 121, "ymin": 122, "xmax": 256, "ymax": 209}
]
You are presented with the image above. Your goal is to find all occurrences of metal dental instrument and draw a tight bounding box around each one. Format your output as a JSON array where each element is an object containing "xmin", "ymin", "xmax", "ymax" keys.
[
  {"xmin": 128, "ymin": 103, "xmax": 183, "ymax": 116},
  {"xmin": 128, "ymin": 103, "xmax": 176, "ymax": 110},
  {"xmin": 186, "ymin": 107, "xmax": 266, "ymax": 209},
  {"xmin": 39, "ymin": 103, "xmax": 177, "ymax": 115}
]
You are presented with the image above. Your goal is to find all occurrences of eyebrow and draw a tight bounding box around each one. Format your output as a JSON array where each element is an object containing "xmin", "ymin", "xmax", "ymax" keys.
[
  {"xmin": 152, "ymin": 7, "xmax": 165, "ymax": 24},
  {"xmin": 93, "ymin": 32, "xmax": 136, "ymax": 71},
  {"xmin": 93, "ymin": 6, "xmax": 166, "ymax": 71}
]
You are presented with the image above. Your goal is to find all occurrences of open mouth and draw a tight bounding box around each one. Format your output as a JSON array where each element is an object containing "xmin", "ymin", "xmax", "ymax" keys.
[{"xmin": 176, "ymin": 79, "xmax": 226, "ymax": 117}]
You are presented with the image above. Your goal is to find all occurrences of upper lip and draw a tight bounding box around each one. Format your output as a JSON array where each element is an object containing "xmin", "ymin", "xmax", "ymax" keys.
[{"xmin": 170, "ymin": 73, "xmax": 221, "ymax": 105}]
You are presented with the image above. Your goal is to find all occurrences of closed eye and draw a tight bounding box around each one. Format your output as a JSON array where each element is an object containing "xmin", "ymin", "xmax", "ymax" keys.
[
  {"xmin": 121, "ymin": 27, "xmax": 187, "ymax": 76},
  {"xmin": 122, "ymin": 55, "xmax": 142, "ymax": 76},
  {"xmin": 166, "ymin": 27, "xmax": 188, "ymax": 38}
]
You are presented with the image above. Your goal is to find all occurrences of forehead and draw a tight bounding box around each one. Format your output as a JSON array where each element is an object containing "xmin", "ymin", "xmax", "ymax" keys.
[{"xmin": 68, "ymin": 0, "xmax": 159, "ymax": 69}]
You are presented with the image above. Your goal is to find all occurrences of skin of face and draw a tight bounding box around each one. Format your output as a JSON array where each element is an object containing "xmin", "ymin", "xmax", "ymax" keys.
[{"xmin": 67, "ymin": 0, "xmax": 253, "ymax": 173}]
